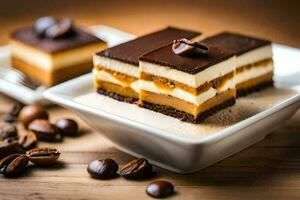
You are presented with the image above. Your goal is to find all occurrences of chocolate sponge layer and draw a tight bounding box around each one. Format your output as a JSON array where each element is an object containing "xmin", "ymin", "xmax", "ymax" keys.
[
  {"xmin": 97, "ymin": 88, "xmax": 138, "ymax": 103},
  {"xmin": 237, "ymin": 80, "xmax": 273, "ymax": 97},
  {"xmin": 140, "ymin": 98, "xmax": 235, "ymax": 123}
]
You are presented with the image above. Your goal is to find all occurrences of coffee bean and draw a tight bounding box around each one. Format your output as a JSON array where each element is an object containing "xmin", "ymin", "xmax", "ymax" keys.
[
  {"xmin": 0, "ymin": 140, "xmax": 23, "ymax": 159},
  {"xmin": 3, "ymin": 137, "xmax": 18, "ymax": 144},
  {"xmin": 120, "ymin": 158, "xmax": 153, "ymax": 179},
  {"xmin": 28, "ymin": 119, "xmax": 62, "ymax": 142},
  {"xmin": 172, "ymin": 38, "xmax": 209, "ymax": 57},
  {"xmin": 19, "ymin": 105, "xmax": 49, "ymax": 129},
  {"xmin": 0, "ymin": 122, "xmax": 18, "ymax": 140},
  {"xmin": 9, "ymin": 102, "xmax": 25, "ymax": 117},
  {"xmin": 0, "ymin": 154, "xmax": 29, "ymax": 177},
  {"xmin": 4, "ymin": 115, "xmax": 17, "ymax": 123},
  {"xmin": 146, "ymin": 180, "xmax": 174, "ymax": 198},
  {"xmin": 34, "ymin": 16, "xmax": 57, "ymax": 37},
  {"xmin": 45, "ymin": 18, "xmax": 73, "ymax": 39},
  {"xmin": 4, "ymin": 103, "xmax": 24, "ymax": 123},
  {"xmin": 26, "ymin": 147, "xmax": 60, "ymax": 166},
  {"xmin": 87, "ymin": 159, "xmax": 118, "ymax": 179},
  {"xmin": 18, "ymin": 131, "xmax": 37, "ymax": 150},
  {"xmin": 55, "ymin": 118, "xmax": 79, "ymax": 136},
  {"xmin": 0, "ymin": 153, "xmax": 21, "ymax": 174}
]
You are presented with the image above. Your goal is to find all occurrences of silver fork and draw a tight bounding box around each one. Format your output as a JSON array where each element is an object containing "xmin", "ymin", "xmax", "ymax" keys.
[{"xmin": 0, "ymin": 67, "xmax": 42, "ymax": 90}]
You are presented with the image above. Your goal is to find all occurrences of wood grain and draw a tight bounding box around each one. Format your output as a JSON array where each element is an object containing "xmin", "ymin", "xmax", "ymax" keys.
[{"xmin": 1, "ymin": 1, "xmax": 300, "ymax": 199}]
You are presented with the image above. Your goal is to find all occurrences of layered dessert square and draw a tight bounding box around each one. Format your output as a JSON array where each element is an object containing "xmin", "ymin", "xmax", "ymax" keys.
[
  {"xmin": 10, "ymin": 17, "xmax": 106, "ymax": 86},
  {"xmin": 93, "ymin": 27, "xmax": 201, "ymax": 103},
  {"xmin": 202, "ymin": 32, "xmax": 273, "ymax": 96},
  {"xmin": 139, "ymin": 40, "xmax": 236, "ymax": 123}
]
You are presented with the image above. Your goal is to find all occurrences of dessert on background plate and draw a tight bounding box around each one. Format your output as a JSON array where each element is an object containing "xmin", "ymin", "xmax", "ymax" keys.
[
  {"xmin": 139, "ymin": 39, "xmax": 236, "ymax": 123},
  {"xmin": 92, "ymin": 27, "xmax": 201, "ymax": 103},
  {"xmin": 10, "ymin": 16, "xmax": 107, "ymax": 86},
  {"xmin": 202, "ymin": 32, "xmax": 274, "ymax": 96}
]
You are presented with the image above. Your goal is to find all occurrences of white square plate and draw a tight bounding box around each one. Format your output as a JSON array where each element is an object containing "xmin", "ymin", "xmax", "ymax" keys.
[{"xmin": 44, "ymin": 44, "xmax": 300, "ymax": 173}]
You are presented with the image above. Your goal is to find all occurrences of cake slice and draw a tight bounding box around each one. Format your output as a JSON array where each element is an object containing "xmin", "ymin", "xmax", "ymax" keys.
[
  {"xmin": 202, "ymin": 32, "xmax": 273, "ymax": 96},
  {"xmin": 10, "ymin": 17, "xmax": 106, "ymax": 86},
  {"xmin": 139, "ymin": 39, "xmax": 236, "ymax": 123},
  {"xmin": 93, "ymin": 27, "xmax": 201, "ymax": 103}
]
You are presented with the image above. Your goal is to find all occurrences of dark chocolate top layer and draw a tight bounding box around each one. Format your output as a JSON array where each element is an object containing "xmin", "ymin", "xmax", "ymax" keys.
[
  {"xmin": 140, "ymin": 44, "xmax": 235, "ymax": 74},
  {"xmin": 10, "ymin": 26, "xmax": 103, "ymax": 53},
  {"xmin": 96, "ymin": 27, "xmax": 201, "ymax": 66},
  {"xmin": 202, "ymin": 32, "xmax": 271, "ymax": 56}
]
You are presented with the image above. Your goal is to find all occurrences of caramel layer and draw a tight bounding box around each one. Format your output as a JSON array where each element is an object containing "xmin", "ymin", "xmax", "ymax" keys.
[
  {"xmin": 96, "ymin": 80, "xmax": 138, "ymax": 99},
  {"xmin": 237, "ymin": 72, "xmax": 273, "ymax": 90},
  {"xmin": 140, "ymin": 89, "xmax": 236, "ymax": 117},
  {"xmin": 12, "ymin": 57, "xmax": 93, "ymax": 86},
  {"xmin": 140, "ymin": 71, "xmax": 234, "ymax": 95},
  {"xmin": 95, "ymin": 66, "xmax": 137, "ymax": 86},
  {"xmin": 236, "ymin": 58, "xmax": 273, "ymax": 74}
]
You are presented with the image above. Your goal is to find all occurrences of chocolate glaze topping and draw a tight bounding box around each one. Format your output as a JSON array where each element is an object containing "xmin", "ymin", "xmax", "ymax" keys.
[
  {"xmin": 10, "ymin": 26, "xmax": 103, "ymax": 53},
  {"xmin": 202, "ymin": 32, "xmax": 271, "ymax": 56},
  {"xmin": 96, "ymin": 27, "xmax": 201, "ymax": 66},
  {"xmin": 140, "ymin": 44, "xmax": 235, "ymax": 74}
]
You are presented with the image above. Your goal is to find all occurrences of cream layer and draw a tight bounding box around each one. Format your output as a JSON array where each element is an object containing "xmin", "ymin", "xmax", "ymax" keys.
[
  {"xmin": 10, "ymin": 40, "xmax": 105, "ymax": 72},
  {"xmin": 139, "ymin": 56, "xmax": 236, "ymax": 88},
  {"xmin": 93, "ymin": 68, "xmax": 140, "ymax": 93},
  {"xmin": 139, "ymin": 75, "xmax": 234, "ymax": 106},
  {"xmin": 93, "ymin": 55, "xmax": 140, "ymax": 78},
  {"xmin": 237, "ymin": 45, "xmax": 273, "ymax": 67},
  {"xmin": 93, "ymin": 66, "xmax": 235, "ymax": 104},
  {"xmin": 140, "ymin": 80, "xmax": 216, "ymax": 106},
  {"xmin": 236, "ymin": 61, "xmax": 273, "ymax": 84}
]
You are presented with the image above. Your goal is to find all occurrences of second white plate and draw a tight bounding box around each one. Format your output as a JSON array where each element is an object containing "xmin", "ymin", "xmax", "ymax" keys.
[{"xmin": 0, "ymin": 25, "xmax": 135, "ymax": 105}]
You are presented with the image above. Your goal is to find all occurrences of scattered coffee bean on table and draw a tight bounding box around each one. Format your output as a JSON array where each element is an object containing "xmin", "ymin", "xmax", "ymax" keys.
[
  {"xmin": 55, "ymin": 118, "xmax": 79, "ymax": 136},
  {"xmin": 120, "ymin": 158, "xmax": 153, "ymax": 179},
  {"xmin": 0, "ymin": 153, "xmax": 21, "ymax": 167},
  {"xmin": 0, "ymin": 154, "xmax": 21, "ymax": 170},
  {"xmin": 4, "ymin": 102, "xmax": 24, "ymax": 123},
  {"xmin": 87, "ymin": 158, "xmax": 118, "ymax": 179},
  {"xmin": 18, "ymin": 131, "xmax": 38, "ymax": 150},
  {"xmin": 28, "ymin": 119, "xmax": 62, "ymax": 142},
  {"xmin": 0, "ymin": 140, "xmax": 23, "ymax": 159},
  {"xmin": 26, "ymin": 147, "xmax": 60, "ymax": 166},
  {"xmin": 0, "ymin": 154, "xmax": 29, "ymax": 177},
  {"xmin": 0, "ymin": 122, "xmax": 18, "ymax": 141},
  {"xmin": 19, "ymin": 105, "xmax": 49, "ymax": 128},
  {"xmin": 146, "ymin": 180, "xmax": 174, "ymax": 198}
]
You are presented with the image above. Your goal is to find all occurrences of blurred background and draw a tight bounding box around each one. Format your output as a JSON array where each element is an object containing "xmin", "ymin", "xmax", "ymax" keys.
[{"xmin": 1, "ymin": 0, "xmax": 300, "ymax": 47}]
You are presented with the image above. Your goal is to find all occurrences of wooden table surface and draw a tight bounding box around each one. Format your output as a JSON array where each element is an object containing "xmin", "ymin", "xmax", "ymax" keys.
[{"xmin": 1, "ymin": 1, "xmax": 300, "ymax": 199}]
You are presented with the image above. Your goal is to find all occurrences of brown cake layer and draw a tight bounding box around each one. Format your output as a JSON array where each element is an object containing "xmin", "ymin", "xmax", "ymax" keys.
[
  {"xmin": 96, "ymin": 81, "xmax": 138, "ymax": 98},
  {"xmin": 12, "ymin": 57, "xmax": 93, "ymax": 86},
  {"xmin": 140, "ymin": 89, "xmax": 235, "ymax": 120},
  {"xmin": 97, "ymin": 87, "xmax": 138, "ymax": 103},
  {"xmin": 10, "ymin": 27, "xmax": 104, "ymax": 53},
  {"xmin": 97, "ymin": 27, "xmax": 201, "ymax": 66},
  {"xmin": 95, "ymin": 67, "xmax": 138, "ymax": 86},
  {"xmin": 201, "ymin": 32, "xmax": 271, "ymax": 56},
  {"xmin": 237, "ymin": 73, "xmax": 274, "ymax": 97},
  {"xmin": 141, "ymin": 97, "xmax": 235, "ymax": 123},
  {"xmin": 140, "ymin": 71, "xmax": 234, "ymax": 95},
  {"xmin": 236, "ymin": 59, "xmax": 273, "ymax": 74}
]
